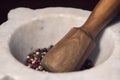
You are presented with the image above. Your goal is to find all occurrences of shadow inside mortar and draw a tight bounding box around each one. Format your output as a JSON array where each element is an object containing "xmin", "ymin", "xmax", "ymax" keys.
[{"xmin": 89, "ymin": 16, "xmax": 120, "ymax": 64}]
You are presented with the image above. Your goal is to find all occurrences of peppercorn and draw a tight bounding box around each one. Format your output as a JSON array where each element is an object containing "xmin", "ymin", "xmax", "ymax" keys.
[
  {"xmin": 25, "ymin": 45, "xmax": 53, "ymax": 72},
  {"xmin": 80, "ymin": 59, "xmax": 94, "ymax": 70}
]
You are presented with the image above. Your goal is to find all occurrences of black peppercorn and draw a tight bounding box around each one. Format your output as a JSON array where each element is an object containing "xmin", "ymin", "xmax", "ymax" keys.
[{"xmin": 25, "ymin": 45, "xmax": 94, "ymax": 72}]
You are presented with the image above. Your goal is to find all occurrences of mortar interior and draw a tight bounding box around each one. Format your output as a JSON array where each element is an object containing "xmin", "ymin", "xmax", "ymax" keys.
[{"xmin": 9, "ymin": 15, "xmax": 114, "ymax": 71}]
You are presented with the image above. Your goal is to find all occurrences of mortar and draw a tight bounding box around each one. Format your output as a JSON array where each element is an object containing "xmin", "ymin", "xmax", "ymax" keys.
[{"xmin": 0, "ymin": 7, "xmax": 120, "ymax": 80}]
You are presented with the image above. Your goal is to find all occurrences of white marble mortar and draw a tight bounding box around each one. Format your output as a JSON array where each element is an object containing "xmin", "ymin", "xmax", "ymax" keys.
[{"xmin": 0, "ymin": 7, "xmax": 120, "ymax": 80}]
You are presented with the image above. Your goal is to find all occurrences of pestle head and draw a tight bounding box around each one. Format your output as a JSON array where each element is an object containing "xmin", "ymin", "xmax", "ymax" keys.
[{"xmin": 41, "ymin": 27, "xmax": 96, "ymax": 72}]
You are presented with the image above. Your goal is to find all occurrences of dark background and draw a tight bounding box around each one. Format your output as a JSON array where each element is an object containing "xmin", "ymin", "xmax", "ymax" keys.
[{"xmin": 0, "ymin": 0, "xmax": 100, "ymax": 24}]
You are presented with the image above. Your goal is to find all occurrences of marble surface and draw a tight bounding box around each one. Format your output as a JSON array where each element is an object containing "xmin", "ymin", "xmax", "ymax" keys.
[{"xmin": 0, "ymin": 7, "xmax": 120, "ymax": 80}]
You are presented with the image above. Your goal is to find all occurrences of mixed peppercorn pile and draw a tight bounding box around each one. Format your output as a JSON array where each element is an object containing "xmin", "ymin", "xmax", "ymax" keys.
[{"xmin": 25, "ymin": 45, "xmax": 94, "ymax": 72}]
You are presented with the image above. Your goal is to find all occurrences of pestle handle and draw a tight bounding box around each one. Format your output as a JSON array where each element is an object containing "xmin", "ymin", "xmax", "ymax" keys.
[
  {"xmin": 41, "ymin": 0, "xmax": 120, "ymax": 72},
  {"xmin": 82, "ymin": 0, "xmax": 120, "ymax": 38}
]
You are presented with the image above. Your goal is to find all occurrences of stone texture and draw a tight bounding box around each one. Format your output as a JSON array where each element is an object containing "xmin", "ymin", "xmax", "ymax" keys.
[{"xmin": 0, "ymin": 7, "xmax": 120, "ymax": 80}]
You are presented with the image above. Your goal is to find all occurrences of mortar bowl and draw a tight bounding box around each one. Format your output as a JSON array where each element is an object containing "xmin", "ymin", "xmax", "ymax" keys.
[{"xmin": 0, "ymin": 7, "xmax": 120, "ymax": 80}]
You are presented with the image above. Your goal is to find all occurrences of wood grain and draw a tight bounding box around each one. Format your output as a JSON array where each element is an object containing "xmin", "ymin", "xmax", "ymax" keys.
[
  {"xmin": 82, "ymin": 0, "xmax": 120, "ymax": 37},
  {"xmin": 41, "ymin": 28, "xmax": 95, "ymax": 72}
]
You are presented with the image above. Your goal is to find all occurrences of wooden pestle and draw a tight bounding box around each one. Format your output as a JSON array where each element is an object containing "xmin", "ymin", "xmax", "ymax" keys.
[{"xmin": 41, "ymin": 0, "xmax": 120, "ymax": 72}]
